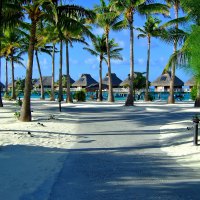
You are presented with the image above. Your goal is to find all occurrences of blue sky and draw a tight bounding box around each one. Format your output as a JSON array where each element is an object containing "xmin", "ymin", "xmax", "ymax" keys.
[{"xmin": 1, "ymin": 0, "xmax": 192, "ymax": 84}]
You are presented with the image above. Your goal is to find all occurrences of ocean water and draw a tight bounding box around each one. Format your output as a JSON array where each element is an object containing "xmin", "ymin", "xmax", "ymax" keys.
[{"xmin": 1, "ymin": 91, "xmax": 191, "ymax": 101}]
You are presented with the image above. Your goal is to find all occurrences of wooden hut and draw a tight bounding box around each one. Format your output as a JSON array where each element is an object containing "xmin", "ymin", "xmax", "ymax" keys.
[
  {"xmin": 102, "ymin": 73, "xmax": 122, "ymax": 88},
  {"xmin": 72, "ymin": 74, "xmax": 98, "ymax": 90},
  {"xmin": 0, "ymin": 82, "xmax": 5, "ymax": 90},
  {"xmin": 151, "ymin": 71, "xmax": 184, "ymax": 92},
  {"xmin": 62, "ymin": 75, "xmax": 75, "ymax": 88},
  {"xmin": 34, "ymin": 76, "xmax": 52, "ymax": 90},
  {"xmin": 185, "ymin": 77, "xmax": 195, "ymax": 91},
  {"xmin": 120, "ymin": 73, "xmax": 139, "ymax": 87}
]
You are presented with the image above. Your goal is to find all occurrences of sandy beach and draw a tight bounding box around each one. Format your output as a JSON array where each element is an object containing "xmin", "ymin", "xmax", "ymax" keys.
[{"xmin": 0, "ymin": 100, "xmax": 200, "ymax": 199}]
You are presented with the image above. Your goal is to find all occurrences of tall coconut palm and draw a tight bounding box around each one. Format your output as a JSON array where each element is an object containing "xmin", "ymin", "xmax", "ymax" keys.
[
  {"xmin": 110, "ymin": 0, "xmax": 169, "ymax": 105},
  {"xmin": 164, "ymin": 0, "xmax": 181, "ymax": 104},
  {"xmin": 137, "ymin": 16, "xmax": 161, "ymax": 101},
  {"xmin": 94, "ymin": 0, "xmax": 124, "ymax": 102},
  {"xmin": 84, "ymin": 34, "xmax": 123, "ymax": 101},
  {"xmin": 0, "ymin": 28, "xmax": 24, "ymax": 100}
]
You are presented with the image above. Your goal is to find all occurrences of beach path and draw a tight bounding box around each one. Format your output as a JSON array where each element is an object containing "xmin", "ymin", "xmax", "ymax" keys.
[{"xmin": 49, "ymin": 102, "xmax": 200, "ymax": 200}]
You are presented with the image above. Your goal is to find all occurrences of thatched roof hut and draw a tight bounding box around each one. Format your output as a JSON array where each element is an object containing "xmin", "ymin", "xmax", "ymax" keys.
[
  {"xmin": 34, "ymin": 76, "xmax": 52, "ymax": 88},
  {"xmin": 0, "ymin": 82, "xmax": 5, "ymax": 88},
  {"xmin": 72, "ymin": 74, "xmax": 98, "ymax": 88},
  {"xmin": 185, "ymin": 77, "xmax": 195, "ymax": 86},
  {"xmin": 151, "ymin": 71, "xmax": 184, "ymax": 92},
  {"xmin": 102, "ymin": 73, "xmax": 122, "ymax": 88},
  {"xmin": 120, "ymin": 73, "xmax": 139, "ymax": 87}
]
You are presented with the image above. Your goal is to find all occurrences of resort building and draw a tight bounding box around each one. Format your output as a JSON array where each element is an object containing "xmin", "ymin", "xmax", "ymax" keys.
[
  {"xmin": 34, "ymin": 76, "xmax": 52, "ymax": 91},
  {"xmin": 0, "ymin": 82, "xmax": 5, "ymax": 91},
  {"xmin": 72, "ymin": 74, "xmax": 98, "ymax": 90},
  {"xmin": 151, "ymin": 71, "xmax": 184, "ymax": 92},
  {"xmin": 62, "ymin": 75, "xmax": 75, "ymax": 88},
  {"xmin": 185, "ymin": 77, "xmax": 195, "ymax": 91},
  {"xmin": 102, "ymin": 73, "xmax": 122, "ymax": 88},
  {"xmin": 120, "ymin": 73, "xmax": 140, "ymax": 87}
]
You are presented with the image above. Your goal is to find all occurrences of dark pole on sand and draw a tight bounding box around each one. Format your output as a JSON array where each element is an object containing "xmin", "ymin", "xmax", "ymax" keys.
[
  {"xmin": 59, "ymin": 100, "xmax": 61, "ymax": 112},
  {"xmin": 192, "ymin": 117, "xmax": 199, "ymax": 146}
]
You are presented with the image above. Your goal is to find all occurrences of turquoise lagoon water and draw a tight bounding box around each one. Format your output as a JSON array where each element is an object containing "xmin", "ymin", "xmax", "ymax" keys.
[{"xmin": 1, "ymin": 91, "xmax": 192, "ymax": 101}]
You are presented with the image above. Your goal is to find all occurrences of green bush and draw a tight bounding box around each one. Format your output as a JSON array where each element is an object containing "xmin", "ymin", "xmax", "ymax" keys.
[
  {"xmin": 191, "ymin": 86, "xmax": 197, "ymax": 101},
  {"xmin": 3, "ymin": 92, "xmax": 12, "ymax": 100},
  {"xmin": 14, "ymin": 111, "xmax": 20, "ymax": 119},
  {"xmin": 148, "ymin": 94, "xmax": 154, "ymax": 101},
  {"xmin": 15, "ymin": 98, "xmax": 23, "ymax": 106},
  {"xmin": 73, "ymin": 90, "xmax": 86, "ymax": 101}
]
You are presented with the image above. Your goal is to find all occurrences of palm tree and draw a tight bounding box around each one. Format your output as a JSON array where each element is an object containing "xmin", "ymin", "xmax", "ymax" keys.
[
  {"xmin": 110, "ymin": 0, "xmax": 169, "ymax": 105},
  {"xmin": 94, "ymin": 0, "xmax": 124, "ymax": 102},
  {"xmin": 1, "ymin": 28, "xmax": 24, "ymax": 100},
  {"xmin": 164, "ymin": 0, "xmax": 181, "ymax": 104},
  {"xmin": 137, "ymin": 16, "xmax": 161, "ymax": 101},
  {"xmin": 84, "ymin": 34, "xmax": 123, "ymax": 101}
]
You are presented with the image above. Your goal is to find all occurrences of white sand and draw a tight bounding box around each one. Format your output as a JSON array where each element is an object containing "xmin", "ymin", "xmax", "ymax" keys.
[
  {"xmin": 160, "ymin": 120, "xmax": 200, "ymax": 169},
  {"xmin": 0, "ymin": 100, "xmax": 77, "ymax": 200}
]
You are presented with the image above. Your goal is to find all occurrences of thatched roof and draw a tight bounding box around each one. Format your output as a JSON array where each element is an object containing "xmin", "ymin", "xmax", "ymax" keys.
[
  {"xmin": 62, "ymin": 75, "xmax": 75, "ymax": 86},
  {"xmin": 102, "ymin": 73, "xmax": 122, "ymax": 87},
  {"xmin": 0, "ymin": 82, "xmax": 5, "ymax": 88},
  {"xmin": 151, "ymin": 71, "xmax": 184, "ymax": 87},
  {"xmin": 120, "ymin": 73, "xmax": 139, "ymax": 87},
  {"xmin": 185, "ymin": 77, "xmax": 195, "ymax": 86},
  {"xmin": 86, "ymin": 83, "xmax": 108, "ymax": 90},
  {"xmin": 35, "ymin": 76, "xmax": 52, "ymax": 87},
  {"xmin": 72, "ymin": 74, "xmax": 98, "ymax": 87}
]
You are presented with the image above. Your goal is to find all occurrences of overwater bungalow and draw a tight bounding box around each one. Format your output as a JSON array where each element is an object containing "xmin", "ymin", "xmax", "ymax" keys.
[
  {"xmin": 0, "ymin": 82, "xmax": 5, "ymax": 91},
  {"xmin": 62, "ymin": 75, "xmax": 75, "ymax": 88},
  {"xmin": 185, "ymin": 77, "xmax": 195, "ymax": 91},
  {"xmin": 102, "ymin": 73, "xmax": 122, "ymax": 88},
  {"xmin": 120, "ymin": 73, "xmax": 139, "ymax": 87},
  {"xmin": 72, "ymin": 74, "xmax": 98, "ymax": 90},
  {"xmin": 151, "ymin": 71, "xmax": 184, "ymax": 92},
  {"xmin": 34, "ymin": 76, "xmax": 52, "ymax": 90}
]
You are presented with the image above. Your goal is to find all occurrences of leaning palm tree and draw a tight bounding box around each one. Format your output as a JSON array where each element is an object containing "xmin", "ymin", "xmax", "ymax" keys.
[
  {"xmin": 110, "ymin": 0, "xmax": 169, "ymax": 106},
  {"xmin": 94, "ymin": 0, "xmax": 124, "ymax": 102},
  {"xmin": 84, "ymin": 34, "xmax": 123, "ymax": 101},
  {"xmin": 137, "ymin": 16, "xmax": 161, "ymax": 101}
]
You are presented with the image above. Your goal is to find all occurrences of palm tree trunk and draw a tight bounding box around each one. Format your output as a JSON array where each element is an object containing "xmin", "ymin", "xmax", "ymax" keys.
[
  {"xmin": 35, "ymin": 50, "xmax": 44, "ymax": 99},
  {"xmin": 11, "ymin": 56, "xmax": 16, "ymax": 100},
  {"xmin": 0, "ymin": 85, "xmax": 2, "ymax": 107},
  {"xmin": 58, "ymin": 40, "xmax": 63, "ymax": 102},
  {"xmin": 50, "ymin": 44, "xmax": 55, "ymax": 101},
  {"xmin": 66, "ymin": 41, "xmax": 72, "ymax": 103},
  {"xmin": 125, "ymin": 15, "xmax": 134, "ymax": 106},
  {"xmin": 98, "ymin": 56, "xmax": 103, "ymax": 101},
  {"xmin": 20, "ymin": 19, "xmax": 37, "ymax": 122},
  {"xmin": 168, "ymin": 3, "xmax": 179, "ymax": 104},
  {"xmin": 195, "ymin": 81, "xmax": 200, "ymax": 107},
  {"xmin": 145, "ymin": 36, "xmax": 151, "ymax": 101},
  {"xmin": 105, "ymin": 31, "xmax": 114, "ymax": 102},
  {"xmin": 5, "ymin": 58, "xmax": 8, "ymax": 93}
]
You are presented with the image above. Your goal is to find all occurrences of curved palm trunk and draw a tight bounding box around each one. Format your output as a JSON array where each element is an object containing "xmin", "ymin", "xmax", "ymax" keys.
[
  {"xmin": 50, "ymin": 44, "xmax": 55, "ymax": 101},
  {"xmin": 105, "ymin": 31, "xmax": 114, "ymax": 102},
  {"xmin": 125, "ymin": 15, "xmax": 134, "ymax": 106},
  {"xmin": 11, "ymin": 56, "xmax": 16, "ymax": 100},
  {"xmin": 0, "ymin": 86, "xmax": 2, "ymax": 107},
  {"xmin": 66, "ymin": 41, "xmax": 72, "ymax": 103},
  {"xmin": 35, "ymin": 50, "xmax": 44, "ymax": 99},
  {"xmin": 98, "ymin": 56, "xmax": 103, "ymax": 101},
  {"xmin": 58, "ymin": 40, "xmax": 63, "ymax": 102},
  {"xmin": 168, "ymin": 4, "xmax": 179, "ymax": 104},
  {"xmin": 20, "ymin": 20, "xmax": 37, "ymax": 122},
  {"xmin": 194, "ymin": 81, "xmax": 200, "ymax": 107},
  {"xmin": 5, "ymin": 59, "xmax": 8, "ymax": 93},
  {"xmin": 145, "ymin": 36, "xmax": 151, "ymax": 101}
]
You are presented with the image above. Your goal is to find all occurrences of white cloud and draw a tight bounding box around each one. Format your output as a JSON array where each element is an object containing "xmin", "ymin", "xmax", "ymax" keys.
[
  {"xmin": 115, "ymin": 38, "xmax": 125, "ymax": 48},
  {"xmin": 137, "ymin": 58, "xmax": 145, "ymax": 65},
  {"xmin": 69, "ymin": 58, "xmax": 78, "ymax": 64},
  {"xmin": 84, "ymin": 57, "xmax": 97, "ymax": 65}
]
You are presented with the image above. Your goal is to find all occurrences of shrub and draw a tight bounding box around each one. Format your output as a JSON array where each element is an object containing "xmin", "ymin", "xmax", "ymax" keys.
[
  {"xmin": 148, "ymin": 94, "xmax": 154, "ymax": 101},
  {"xmin": 3, "ymin": 92, "xmax": 12, "ymax": 100},
  {"xmin": 14, "ymin": 111, "xmax": 20, "ymax": 119},
  {"xmin": 73, "ymin": 90, "xmax": 86, "ymax": 101},
  {"xmin": 15, "ymin": 98, "xmax": 22, "ymax": 106}
]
